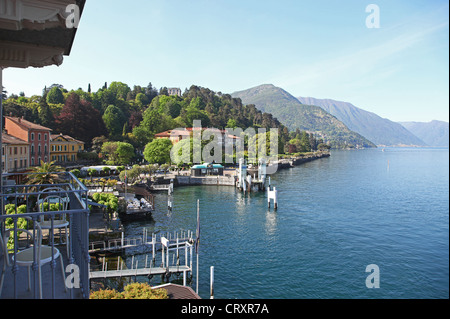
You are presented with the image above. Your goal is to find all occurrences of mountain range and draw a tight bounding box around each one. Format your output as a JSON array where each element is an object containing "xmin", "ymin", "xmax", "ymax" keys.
[
  {"xmin": 399, "ymin": 121, "xmax": 449, "ymax": 147},
  {"xmin": 296, "ymin": 97, "xmax": 426, "ymax": 146},
  {"xmin": 232, "ymin": 84, "xmax": 376, "ymax": 148},
  {"xmin": 232, "ymin": 84, "xmax": 448, "ymax": 148}
]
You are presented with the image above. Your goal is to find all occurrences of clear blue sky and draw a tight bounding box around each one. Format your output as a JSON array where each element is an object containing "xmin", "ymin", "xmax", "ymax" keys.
[{"xmin": 3, "ymin": 0, "xmax": 449, "ymax": 123}]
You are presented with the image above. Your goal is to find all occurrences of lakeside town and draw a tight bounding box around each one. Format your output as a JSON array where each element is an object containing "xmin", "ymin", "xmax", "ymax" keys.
[
  {"xmin": 1, "ymin": 0, "xmax": 447, "ymax": 306},
  {"xmin": 1, "ymin": 108, "xmax": 330, "ymax": 299}
]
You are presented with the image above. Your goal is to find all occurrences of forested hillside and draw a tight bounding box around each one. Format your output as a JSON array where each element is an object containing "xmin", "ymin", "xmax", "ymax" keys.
[
  {"xmin": 232, "ymin": 84, "xmax": 376, "ymax": 149},
  {"xmin": 3, "ymin": 82, "xmax": 298, "ymax": 155}
]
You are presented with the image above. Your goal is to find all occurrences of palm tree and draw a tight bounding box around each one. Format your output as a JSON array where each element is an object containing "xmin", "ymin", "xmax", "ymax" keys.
[{"xmin": 26, "ymin": 160, "xmax": 65, "ymax": 185}]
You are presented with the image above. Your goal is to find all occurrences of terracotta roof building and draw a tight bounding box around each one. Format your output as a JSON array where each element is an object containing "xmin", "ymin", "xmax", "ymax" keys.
[
  {"xmin": 4, "ymin": 116, "xmax": 52, "ymax": 166},
  {"xmin": 50, "ymin": 133, "xmax": 85, "ymax": 163},
  {"xmin": 155, "ymin": 129, "xmax": 192, "ymax": 144}
]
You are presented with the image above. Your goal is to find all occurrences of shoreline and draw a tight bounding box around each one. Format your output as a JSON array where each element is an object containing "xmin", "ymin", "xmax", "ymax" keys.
[{"xmin": 149, "ymin": 151, "xmax": 331, "ymax": 189}]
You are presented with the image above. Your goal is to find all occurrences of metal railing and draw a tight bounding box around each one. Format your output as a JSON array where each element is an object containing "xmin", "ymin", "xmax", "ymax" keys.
[{"xmin": 0, "ymin": 172, "xmax": 90, "ymax": 299}]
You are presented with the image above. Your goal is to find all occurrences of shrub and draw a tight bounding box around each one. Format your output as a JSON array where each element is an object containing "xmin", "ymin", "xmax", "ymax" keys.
[
  {"xmin": 122, "ymin": 283, "xmax": 168, "ymax": 300},
  {"xmin": 89, "ymin": 289, "xmax": 123, "ymax": 299},
  {"xmin": 4, "ymin": 204, "xmax": 29, "ymax": 250},
  {"xmin": 89, "ymin": 283, "xmax": 168, "ymax": 299}
]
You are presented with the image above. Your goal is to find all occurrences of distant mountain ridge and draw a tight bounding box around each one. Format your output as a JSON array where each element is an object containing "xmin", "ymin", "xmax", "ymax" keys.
[
  {"xmin": 399, "ymin": 121, "xmax": 449, "ymax": 147},
  {"xmin": 231, "ymin": 84, "xmax": 376, "ymax": 149},
  {"xmin": 297, "ymin": 97, "xmax": 427, "ymax": 147}
]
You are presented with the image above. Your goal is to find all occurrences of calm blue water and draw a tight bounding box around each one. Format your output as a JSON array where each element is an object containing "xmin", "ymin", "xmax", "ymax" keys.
[{"xmin": 123, "ymin": 148, "xmax": 449, "ymax": 299}]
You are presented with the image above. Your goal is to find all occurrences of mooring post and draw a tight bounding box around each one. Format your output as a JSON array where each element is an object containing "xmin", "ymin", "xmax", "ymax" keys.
[
  {"xmin": 210, "ymin": 266, "xmax": 215, "ymax": 299},
  {"xmin": 162, "ymin": 242, "xmax": 165, "ymax": 268},
  {"xmin": 274, "ymin": 187, "xmax": 278, "ymax": 210},
  {"xmin": 267, "ymin": 186, "xmax": 278, "ymax": 210},
  {"xmin": 152, "ymin": 234, "xmax": 156, "ymax": 265}
]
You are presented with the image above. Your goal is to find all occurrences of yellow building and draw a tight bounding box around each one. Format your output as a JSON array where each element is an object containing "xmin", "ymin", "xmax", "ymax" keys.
[{"xmin": 50, "ymin": 134, "xmax": 85, "ymax": 163}]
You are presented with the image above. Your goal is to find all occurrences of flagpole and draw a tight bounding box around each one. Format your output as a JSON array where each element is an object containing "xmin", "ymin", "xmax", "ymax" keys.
[{"xmin": 196, "ymin": 199, "xmax": 200, "ymax": 294}]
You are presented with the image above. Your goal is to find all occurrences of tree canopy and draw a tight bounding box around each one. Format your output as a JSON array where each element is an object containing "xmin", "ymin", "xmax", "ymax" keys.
[
  {"xmin": 143, "ymin": 139, "xmax": 173, "ymax": 165},
  {"xmin": 4, "ymin": 82, "xmax": 294, "ymax": 164}
]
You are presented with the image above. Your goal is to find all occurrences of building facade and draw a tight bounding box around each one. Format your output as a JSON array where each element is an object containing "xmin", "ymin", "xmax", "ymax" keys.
[
  {"xmin": 50, "ymin": 133, "xmax": 85, "ymax": 163},
  {"xmin": 1, "ymin": 133, "xmax": 30, "ymax": 173},
  {"xmin": 4, "ymin": 116, "xmax": 52, "ymax": 167},
  {"xmin": 155, "ymin": 129, "xmax": 192, "ymax": 144},
  {"xmin": 167, "ymin": 87, "xmax": 182, "ymax": 97}
]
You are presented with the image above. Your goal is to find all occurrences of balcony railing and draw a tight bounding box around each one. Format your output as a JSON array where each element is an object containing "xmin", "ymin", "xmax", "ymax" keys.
[{"xmin": 0, "ymin": 172, "xmax": 90, "ymax": 299}]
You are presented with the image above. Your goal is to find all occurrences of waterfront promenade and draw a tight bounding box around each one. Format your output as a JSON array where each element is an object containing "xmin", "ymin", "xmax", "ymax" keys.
[{"xmin": 150, "ymin": 151, "xmax": 331, "ymax": 188}]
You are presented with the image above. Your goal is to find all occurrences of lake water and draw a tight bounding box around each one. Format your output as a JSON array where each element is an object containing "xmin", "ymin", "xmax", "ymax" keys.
[{"xmin": 122, "ymin": 148, "xmax": 449, "ymax": 299}]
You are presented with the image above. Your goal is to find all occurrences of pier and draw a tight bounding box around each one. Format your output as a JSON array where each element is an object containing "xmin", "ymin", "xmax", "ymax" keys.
[
  {"xmin": 236, "ymin": 158, "xmax": 268, "ymax": 193},
  {"xmin": 89, "ymin": 230, "xmax": 195, "ymax": 286}
]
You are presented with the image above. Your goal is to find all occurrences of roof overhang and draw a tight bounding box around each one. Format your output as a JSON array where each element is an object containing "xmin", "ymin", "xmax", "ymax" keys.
[{"xmin": 0, "ymin": 0, "xmax": 86, "ymax": 68}]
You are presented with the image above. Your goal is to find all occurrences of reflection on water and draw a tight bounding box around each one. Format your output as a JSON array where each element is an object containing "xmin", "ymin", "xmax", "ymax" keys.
[{"xmin": 265, "ymin": 210, "xmax": 278, "ymax": 236}]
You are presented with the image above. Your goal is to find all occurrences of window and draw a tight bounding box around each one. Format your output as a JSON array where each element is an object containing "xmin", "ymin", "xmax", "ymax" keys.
[
  {"xmin": 31, "ymin": 133, "xmax": 34, "ymax": 141},
  {"xmin": 44, "ymin": 134, "xmax": 47, "ymax": 141},
  {"xmin": 38, "ymin": 133, "xmax": 41, "ymax": 141},
  {"xmin": 14, "ymin": 147, "xmax": 17, "ymax": 155}
]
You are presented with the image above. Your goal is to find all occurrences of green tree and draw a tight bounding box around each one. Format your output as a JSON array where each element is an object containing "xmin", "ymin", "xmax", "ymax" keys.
[
  {"xmin": 164, "ymin": 100, "xmax": 182, "ymax": 118},
  {"xmin": 46, "ymin": 86, "xmax": 65, "ymax": 104},
  {"xmin": 26, "ymin": 161, "xmax": 64, "ymax": 185},
  {"xmin": 143, "ymin": 139, "xmax": 173, "ymax": 164},
  {"xmin": 171, "ymin": 137, "xmax": 193, "ymax": 164},
  {"xmin": 184, "ymin": 108, "xmax": 210, "ymax": 127},
  {"xmin": 101, "ymin": 141, "xmax": 135, "ymax": 165},
  {"xmin": 38, "ymin": 96, "xmax": 55, "ymax": 129},
  {"xmin": 135, "ymin": 93, "xmax": 149, "ymax": 108},
  {"xmin": 300, "ymin": 131, "xmax": 311, "ymax": 152},
  {"xmin": 226, "ymin": 118, "xmax": 238, "ymax": 129},
  {"xmin": 108, "ymin": 81, "xmax": 131, "ymax": 100},
  {"xmin": 138, "ymin": 107, "xmax": 176, "ymax": 137},
  {"xmin": 102, "ymin": 105, "xmax": 126, "ymax": 139},
  {"xmin": 116, "ymin": 142, "xmax": 135, "ymax": 164}
]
